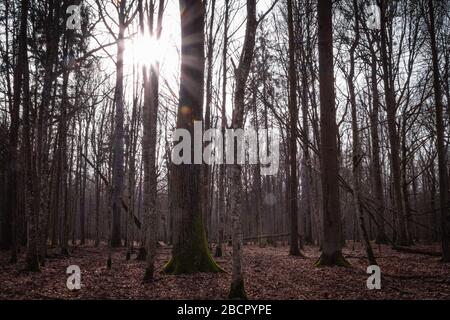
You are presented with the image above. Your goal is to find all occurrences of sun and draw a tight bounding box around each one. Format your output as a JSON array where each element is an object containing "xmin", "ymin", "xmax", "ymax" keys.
[
  {"xmin": 121, "ymin": 4, "xmax": 181, "ymax": 80},
  {"xmin": 128, "ymin": 31, "xmax": 161, "ymax": 68},
  {"xmin": 125, "ymin": 29, "xmax": 181, "ymax": 79}
]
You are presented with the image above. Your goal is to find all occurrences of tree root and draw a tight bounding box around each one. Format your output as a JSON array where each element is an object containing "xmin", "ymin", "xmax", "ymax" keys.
[
  {"xmin": 163, "ymin": 253, "xmax": 224, "ymax": 275},
  {"xmin": 314, "ymin": 251, "xmax": 351, "ymax": 267}
]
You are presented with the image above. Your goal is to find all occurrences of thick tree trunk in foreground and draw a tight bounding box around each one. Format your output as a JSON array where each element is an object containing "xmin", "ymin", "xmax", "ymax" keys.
[
  {"xmin": 0, "ymin": 0, "xmax": 13, "ymax": 253},
  {"xmin": 428, "ymin": 0, "xmax": 450, "ymax": 262},
  {"xmin": 163, "ymin": 0, "xmax": 222, "ymax": 275},
  {"xmin": 315, "ymin": 0, "xmax": 349, "ymax": 267},
  {"xmin": 3, "ymin": 0, "xmax": 28, "ymax": 261},
  {"xmin": 20, "ymin": 0, "xmax": 40, "ymax": 271}
]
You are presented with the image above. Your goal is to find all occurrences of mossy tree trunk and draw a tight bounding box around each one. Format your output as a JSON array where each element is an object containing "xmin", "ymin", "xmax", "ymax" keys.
[{"xmin": 163, "ymin": 0, "xmax": 222, "ymax": 275}]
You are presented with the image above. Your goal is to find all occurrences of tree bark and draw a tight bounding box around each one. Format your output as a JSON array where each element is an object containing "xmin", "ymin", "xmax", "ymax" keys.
[
  {"xmin": 143, "ymin": 0, "xmax": 165, "ymax": 282},
  {"xmin": 215, "ymin": 0, "xmax": 230, "ymax": 258},
  {"xmin": 3, "ymin": 0, "xmax": 28, "ymax": 262},
  {"xmin": 163, "ymin": 0, "xmax": 222, "ymax": 275},
  {"xmin": 202, "ymin": 0, "xmax": 216, "ymax": 243},
  {"xmin": 380, "ymin": 0, "xmax": 410, "ymax": 246},
  {"xmin": 20, "ymin": 0, "xmax": 40, "ymax": 271},
  {"xmin": 110, "ymin": 0, "xmax": 127, "ymax": 248},
  {"xmin": 287, "ymin": 0, "xmax": 301, "ymax": 256},
  {"xmin": 427, "ymin": 0, "xmax": 450, "ymax": 262},
  {"xmin": 228, "ymin": 0, "xmax": 258, "ymax": 300},
  {"xmin": 315, "ymin": 0, "xmax": 349, "ymax": 267},
  {"xmin": 348, "ymin": 0, "xmax": 376, "ymax": 265},
  {"xmin": 369, "ymin": 39, "xmax": 388, "ymax": 244}
]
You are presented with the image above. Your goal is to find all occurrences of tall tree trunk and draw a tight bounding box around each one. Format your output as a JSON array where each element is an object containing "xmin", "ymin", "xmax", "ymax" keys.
[
  {"xmin": 19, "ymin": 0, "xmax": 40, "ymax": 271},
  {"xmin": 126, "ymin": 65, "xmax": 139, "ymax": 260},
  {"xmin": 3, "ymin": 0, "xmax": 28, "ymax": 262},
  {"xmin": 251, "ymin": 88, "xmax": 263, "ymax": 246},
  {"xmin": 143, "ymin": 0, "xmax": 165, "ymax": 282},
  {"xmin": 380, "ymin": 0, "xmax": 410, "ymax": 246},
  {"xmin": 315, "ymin": 0, "xmax": 349, "ymax": 267},
  {"xmin": 0, "ymin": 0, "xmax": 11, "ymax": 252},
  {"xmin": 202, "ymin": 0, "xmax": 216, "ymax": 243},
  {"xmin": 297, "ymin": 4, "xmax": 313, "ymax": 244},
  {"xmin": 37, "ymin": 0, "xmax": 63, "ymax": 263},
  {"xmin": 111, "ymin": 0, "xmax": 127, "ymax": 248},
  {"xmin": 59, "ymin": 32, "xmax": 73, "ymax": 256},
  {"xmin": 348, "ymin": 0, "xmax": 376, "ymax": 265},
  {"xmin": 228, "ymin": 0, "xmax": 257, "ymax": 300},
  {"xmin": 163, "ymin": 0, "xmax": 222, "ymax": 275},
  {"xmin": 369, "ymin": 42, "xmax": 388, "ymax": 244},
  {"xmin": 23, "ymin": 42, "xmax": 39, "ymax": 271},
  {"xmin": 428, "ymin": 0, "xmax": 450, "ymax": 262},
  {"xmin": 215, "ymin": 0, "xmax": 230, "ymax": 258},
  {"xmin": 94, "ymin": 163, "xmax": 101, "ymax": 247},
  {"xmin": 287, "ymin": 0, "xmax": 301, "ymax": 256},
  {"xmin": 79, "ymin": 116, "xmax": 89, "ymax": 246}
]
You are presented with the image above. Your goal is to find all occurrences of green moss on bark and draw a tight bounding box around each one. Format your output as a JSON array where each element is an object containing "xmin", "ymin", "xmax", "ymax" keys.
[{"xmin": 163, "ymin": 211, "xmax": 224, "ymax": 274}]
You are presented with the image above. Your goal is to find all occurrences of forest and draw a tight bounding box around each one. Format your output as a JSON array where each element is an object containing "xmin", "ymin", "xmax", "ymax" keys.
[{"xmin": 0, "ymin": 0, "xmax": 449, "ymax": 301}]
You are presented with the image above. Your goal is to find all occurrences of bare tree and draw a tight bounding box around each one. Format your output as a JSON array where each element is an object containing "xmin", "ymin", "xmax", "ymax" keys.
[
  {"xmin": 142, "ymin": 0, "xmax": 166, "ymax": 282},
  {"xmin": 287, "ymin": 0, "xmax": 302, "ymax": 256},
  {"xmin": 228, "ymin": 0, "xmax": 278, "ymax": 299},
  {"xmin": 315, "ymin": 0, "xmax": 349, "ymax": 267},
  {"xmin": 426, "ymin": 0, "xmax": 450, "ymax": 262},
  {"xmin": 379, "ymin": 0, "xmax": 410, "ymax": 246},
  {"xmin": 347, "ymin": 0, "xmax": 376, "ymax": 265}
]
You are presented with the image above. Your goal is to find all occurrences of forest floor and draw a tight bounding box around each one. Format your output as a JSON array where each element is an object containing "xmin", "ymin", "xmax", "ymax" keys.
[{"xmin": 0, "ymin": 242, "xmax": 449, "ymax": 300}]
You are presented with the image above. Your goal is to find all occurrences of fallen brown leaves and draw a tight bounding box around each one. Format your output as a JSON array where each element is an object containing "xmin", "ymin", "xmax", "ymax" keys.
[{"xmin": 0, "ymin": 243, "xmax": 449, "ymax": 300}]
